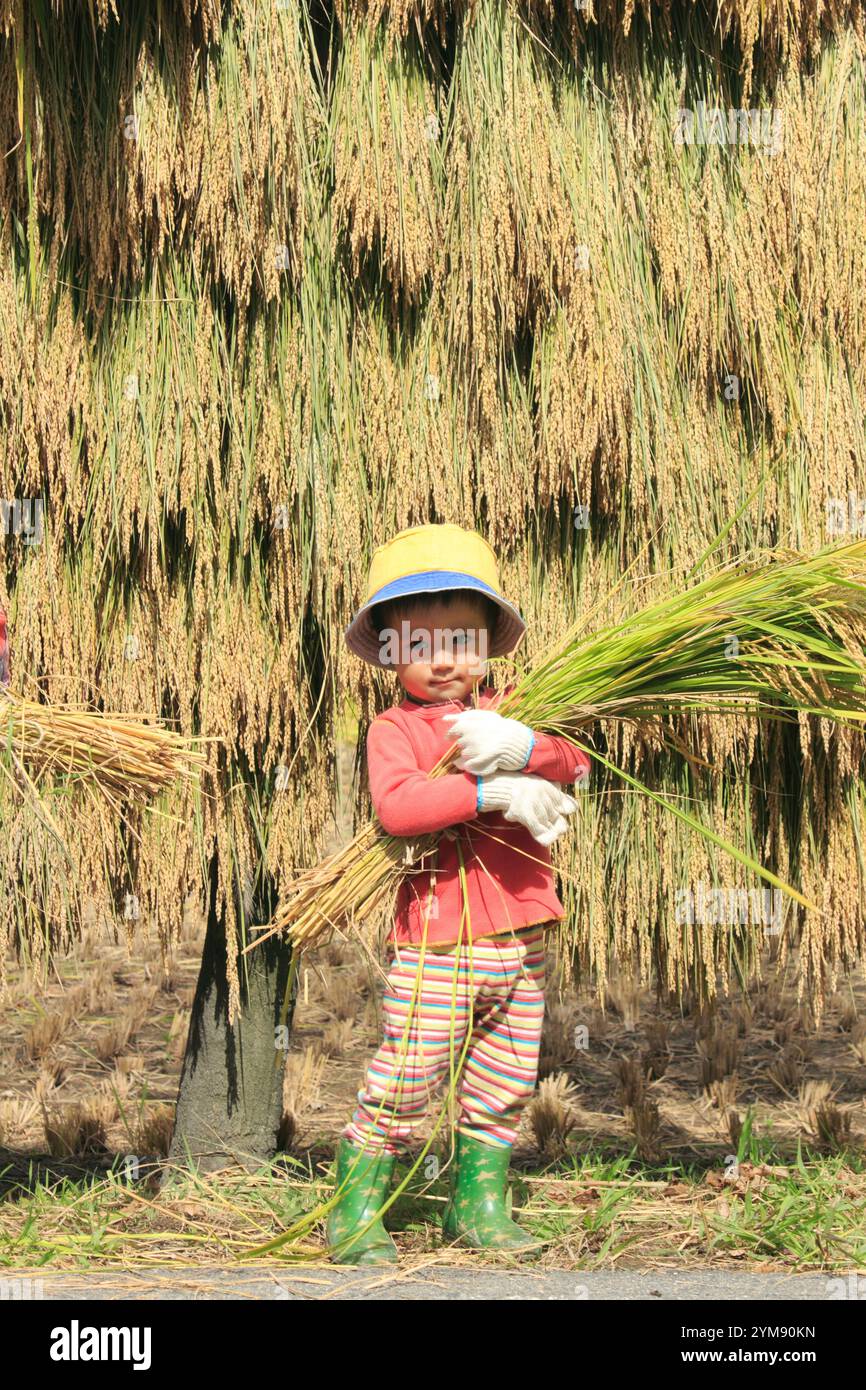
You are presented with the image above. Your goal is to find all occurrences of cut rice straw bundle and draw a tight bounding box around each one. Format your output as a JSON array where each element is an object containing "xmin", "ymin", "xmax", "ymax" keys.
[
  {"xmin": 0, "ymin": 689, "xmax": 208, "ymax": 804},
  {"xmin": 249, "ymin": 538, "xmax": 866, "ymax": 956}
]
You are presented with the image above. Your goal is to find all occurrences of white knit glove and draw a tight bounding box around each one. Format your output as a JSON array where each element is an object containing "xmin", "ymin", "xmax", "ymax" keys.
[
  {"xmin": 477, "ymin": 772, "xmax": 578, "ymax": 846},
  {"xmin": 442, "ymin": 708, "xmax": 534, "ymax": 776}
]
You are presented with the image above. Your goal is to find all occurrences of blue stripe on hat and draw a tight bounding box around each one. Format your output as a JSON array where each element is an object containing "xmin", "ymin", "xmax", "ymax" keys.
[{"xmin": 366, "ymin": 571, "xmax": 501, "ymax": 608}]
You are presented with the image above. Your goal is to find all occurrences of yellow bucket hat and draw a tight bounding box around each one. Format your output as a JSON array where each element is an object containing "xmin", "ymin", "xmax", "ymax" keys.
[{"xmin": 344, "ymin": 523, "xmax": 526, "ymax": 670}]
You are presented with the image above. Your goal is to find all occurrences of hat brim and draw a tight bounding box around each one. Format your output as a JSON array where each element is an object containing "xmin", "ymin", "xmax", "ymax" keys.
[{"xmin": 344, "ymin": 571, "xmax": 526, "ymax": 670}]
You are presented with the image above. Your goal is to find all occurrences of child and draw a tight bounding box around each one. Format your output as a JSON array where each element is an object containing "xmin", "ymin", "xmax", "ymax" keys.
[{"xmin": 328, "ymin": 523, "xmax": 591, "ymax": 1263}]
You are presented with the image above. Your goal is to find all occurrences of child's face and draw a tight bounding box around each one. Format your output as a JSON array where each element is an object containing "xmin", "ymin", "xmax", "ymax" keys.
[{"xmin": 383, "ymin": 596, "xmax": 490, "ymax": 702}]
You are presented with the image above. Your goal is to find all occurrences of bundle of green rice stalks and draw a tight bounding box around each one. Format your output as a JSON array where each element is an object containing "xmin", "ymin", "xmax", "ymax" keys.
[
  {"xmin": 251, "ymin": 538, "xmax": 866, "ymax": 958},
  {"xmin": 0, "ymin": 689, "xmax": 207, "ymax": 804}
]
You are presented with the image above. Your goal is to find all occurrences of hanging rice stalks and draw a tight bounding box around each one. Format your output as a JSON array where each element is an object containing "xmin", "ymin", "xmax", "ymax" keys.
[
  {"xmin": 331, "ymin": 17, "xmax": 444, "ymax": 306},
  {"xmin": 1, "ymin": 0, "xmax": 865, "ymax": 1017},
  {"xmin": 0, "ymin": 0, "xmax": 323, "ymax": 315}
]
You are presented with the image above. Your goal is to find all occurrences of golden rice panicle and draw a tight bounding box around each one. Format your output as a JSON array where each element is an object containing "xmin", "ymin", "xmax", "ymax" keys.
[
  {"xmin": 334, "ymin": 0, "xmax": 455, "ymax": 50},
  {"xmin": 0, "ymin": 2, "xmax": 324, "ymax": 312},
  {"xmin": 332, "ymin": 20, "xmax": 442, "ymax": 306}
]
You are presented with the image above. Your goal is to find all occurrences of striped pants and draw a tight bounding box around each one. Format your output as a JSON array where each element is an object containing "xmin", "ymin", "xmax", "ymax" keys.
[{"xmin": 342, "ymin": 923, "xmax": 547, "ymax": 1153}]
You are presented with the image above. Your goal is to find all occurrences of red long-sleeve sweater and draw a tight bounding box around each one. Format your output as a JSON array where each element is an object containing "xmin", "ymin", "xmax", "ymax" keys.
[{"xmin": 366, "ymin": 683, "xmax": 591, "ymax": 946}]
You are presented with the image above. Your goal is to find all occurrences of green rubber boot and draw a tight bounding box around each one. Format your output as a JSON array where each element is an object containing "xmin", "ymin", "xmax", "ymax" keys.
[
  {"xmin": 441, "ymin": 1131, "xmax": 544, "ymax": 1253},
  {"xmin": 326, "ymin": 1138, "xmax": 399, "ymax": 1265}
]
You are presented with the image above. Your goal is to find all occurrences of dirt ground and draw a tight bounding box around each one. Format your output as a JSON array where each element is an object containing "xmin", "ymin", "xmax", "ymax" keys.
[{"xmin": 2, "ymin": 909, "xmax": 865, "ymax": 1175}]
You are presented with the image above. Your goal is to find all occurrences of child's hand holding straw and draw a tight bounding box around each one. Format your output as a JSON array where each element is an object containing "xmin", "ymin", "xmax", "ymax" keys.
[
  {"xmin": 441, "ymin": 707, "xmax": 535, "ymax": 774},
  {"xmin": 444, "ymin": 707, "xmax": 578, "ymax": 843},
  {"xmin": 476, "ymin": 771, "xmax": 577, "ymax": 844}
]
